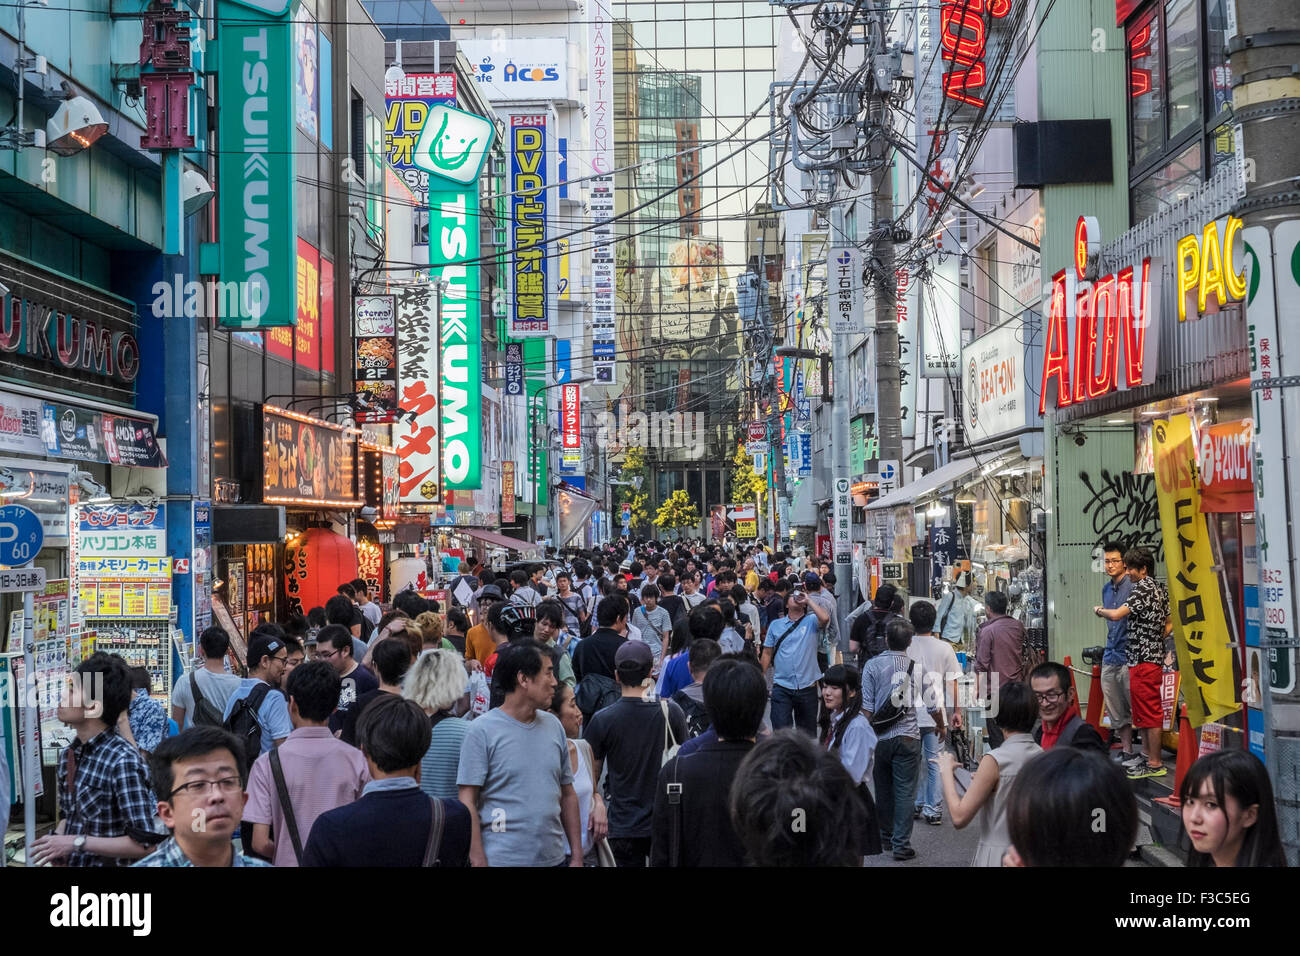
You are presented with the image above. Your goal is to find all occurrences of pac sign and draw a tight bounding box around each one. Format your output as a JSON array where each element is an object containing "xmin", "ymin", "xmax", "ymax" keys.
[
  {"xmin": 1176, "ymin": 215, "xmax": 1247, "ymax": 322},
  {"xmin": 0, "ymin": 504, "xmax": 44, "ymax": 566}
]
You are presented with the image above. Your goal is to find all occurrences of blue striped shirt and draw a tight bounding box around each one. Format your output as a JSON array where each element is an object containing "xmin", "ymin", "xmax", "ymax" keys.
[{"xmin": 420, "ymin": 714, "xmax": 472, "ymax": 800}]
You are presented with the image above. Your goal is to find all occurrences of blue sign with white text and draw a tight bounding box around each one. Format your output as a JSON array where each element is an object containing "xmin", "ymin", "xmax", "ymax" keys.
[{"xmin": 0, "ymin": 505, "xmax": 44, "ymax": 565}]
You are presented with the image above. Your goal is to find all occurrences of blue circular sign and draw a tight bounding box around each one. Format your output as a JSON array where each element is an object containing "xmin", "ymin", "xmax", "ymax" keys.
[{"xmin": 0, "ymin": 504, "xmax": 44, "ymax": 566}]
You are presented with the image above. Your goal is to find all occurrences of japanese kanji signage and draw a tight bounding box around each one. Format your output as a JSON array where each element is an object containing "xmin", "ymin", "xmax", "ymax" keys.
[
  {"xmin": 561, "ymin": 384, "xmax": 581, "ymax": 449},
  {"xmin": 510, "ymin": 114, "xmax": 550, "ymax": 336},
  {"xmin": 829, "ymin": 247, "xmax": 861, "ymax": 335},
  {"xmin": 396, "ymin": 284, "xmax": 441, "ymax": 502},
  {"xmin": 588, "ymin": 0, "xmax": 616, "ymax": 384},
  {"xmin": 501, "ymin": 461, "xmax": 516, "ymax": 524},
  {"xmin": 383, "ymin": 73, "xmax": 457, "ymax": 205},
  {"xmin": 833, "ymin": 477, "xmax": 852, "ymax": 568},
  {"xmin": 78, "ymin": 504, "xmax": 166, "ymax": 558},
  {"xmin": 1153, "ymin": 413, "xmax": 1239, "ymax": 727},
  {"xmin": 262, "ymin": 406, "xmax": 360, "ymax": 508}
]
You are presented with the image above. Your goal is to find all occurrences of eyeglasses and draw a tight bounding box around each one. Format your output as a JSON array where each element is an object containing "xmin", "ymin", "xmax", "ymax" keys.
[
  {"xmin": 315, "ymin": 648, "xmax": 340, "ymax": 660},
  {"xmin": 271, "ymin": 654, "xmax": 288, "ymax": 664},
  {"xmin": 169, "ymin": 775, "xmax": 242, "ymax": 799},
  {"xmin": 1034, "ymin": 690, "xmax": 1065, "ymax": 703}
]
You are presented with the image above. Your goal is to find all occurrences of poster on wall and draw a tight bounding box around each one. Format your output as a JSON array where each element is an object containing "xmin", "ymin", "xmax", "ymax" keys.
[{"xmin": 294, "ymin": 8, "xmax": 319, "ymax": 139}]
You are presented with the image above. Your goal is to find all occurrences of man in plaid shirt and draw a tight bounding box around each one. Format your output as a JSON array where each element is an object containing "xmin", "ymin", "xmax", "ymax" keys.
[{"xmin": 30, "ymin": 653, "xmax": 162, "ymax": 867}]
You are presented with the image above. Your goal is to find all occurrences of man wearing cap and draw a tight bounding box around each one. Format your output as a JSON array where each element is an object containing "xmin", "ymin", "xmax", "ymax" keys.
[
  {"xmin": 760, "ymin": 590, "xmax": 831, "ymax": 736},
  {"xmin": 583, "ymin": 639, "xmax": 687, "ymax": 868},
  {"xmin": 933, "ymin": 572, "xmax": 979, "ymax": 646},
  {"xmin": 221, "ymin": 634, "xmax": 292, "ymax": 756}
]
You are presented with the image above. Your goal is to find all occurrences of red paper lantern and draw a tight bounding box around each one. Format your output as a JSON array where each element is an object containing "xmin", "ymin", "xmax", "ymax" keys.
[{"xmin": 285, "ymin": 528, "xmax": 358, "ymax": 615}]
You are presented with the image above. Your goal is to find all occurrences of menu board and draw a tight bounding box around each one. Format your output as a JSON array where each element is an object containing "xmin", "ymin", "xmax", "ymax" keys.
[
  {"xmin": 262, "ymin": 407, "xmax": 360, "ymax": 507},
  {"xmin": 34, "ymin": 579, "xmax": 70, "ymax": 641},
  {"xmin": 79, "ymin": 558, "xmax": 172, "ymax": 620}
]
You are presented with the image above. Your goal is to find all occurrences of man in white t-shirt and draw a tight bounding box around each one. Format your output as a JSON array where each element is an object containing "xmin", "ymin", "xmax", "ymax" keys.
[
  {"xmin": 171, "ymin": 626, "xmax": 244, "ymax": 729},
  {"xmin": 906, "ymin": 601, "xmax": 962, "ymax": 826}
]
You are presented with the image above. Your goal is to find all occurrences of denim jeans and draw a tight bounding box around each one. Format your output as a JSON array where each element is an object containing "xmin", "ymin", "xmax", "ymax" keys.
[
  {"xmin": 914, "ymin": 728, "xmax": 943, "ymax": 816},
  {"xmin": 770, "ymin": 683, "xmax": 819, "ymax": 737},
  {"xmin": 874, "ymin": 735, "xmax": 922, "ymax": 854}
]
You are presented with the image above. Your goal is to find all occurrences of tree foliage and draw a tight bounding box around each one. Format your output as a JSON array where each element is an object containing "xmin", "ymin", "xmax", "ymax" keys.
[
  {"xmin": 615, "ymin": 446, "xmax": 651, "ymax": 531},
  {"xmin": 653, "ymin": 489, "xmax": 700, "ymax": 537},
  {"xmin": 730, "ymin": 444, "xmax": 767, "ymax": 505}
]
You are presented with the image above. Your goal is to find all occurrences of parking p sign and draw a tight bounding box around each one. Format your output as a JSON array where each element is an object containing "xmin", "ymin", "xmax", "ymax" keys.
[{"xmin": 0, "ymin": 504, "xmax": 43, "ymax": 565}]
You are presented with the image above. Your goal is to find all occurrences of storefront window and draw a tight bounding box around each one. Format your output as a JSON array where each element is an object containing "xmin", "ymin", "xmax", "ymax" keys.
[
  {"xmin": 1128, "ymin": 9, "xmax": 1163, "ymax": 166},
  {"xmin": 1206, "ymin": 0, "xmax": 1233, "ymax": 121},
  {"xmin": 1165, "ymin": 0, "xmax": 1200, "ymax": 141},
  {"xmin": 1132, "ymin": 140, "xmax": 1202, "ymax": 222}
]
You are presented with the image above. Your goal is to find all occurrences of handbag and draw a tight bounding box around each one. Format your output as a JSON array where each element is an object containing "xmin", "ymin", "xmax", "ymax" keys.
[{"xmin": 869, "ymin": 659, "xmax": 915, "ymax": 731}]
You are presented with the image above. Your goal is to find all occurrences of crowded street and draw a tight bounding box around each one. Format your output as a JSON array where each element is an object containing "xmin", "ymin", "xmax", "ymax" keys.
[{"xmin": 0, "ymin": 0, "xmax": 1296, "ymax": 915}]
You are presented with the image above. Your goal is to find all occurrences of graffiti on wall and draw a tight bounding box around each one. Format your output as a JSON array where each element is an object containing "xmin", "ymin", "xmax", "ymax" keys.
[{"xmin": 1079, "ymin": 468, "xmax": 1164, "ymax": 563}]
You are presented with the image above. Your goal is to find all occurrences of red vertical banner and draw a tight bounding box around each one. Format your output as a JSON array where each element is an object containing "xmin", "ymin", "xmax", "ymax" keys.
[
  {"xmin": 295, "ymin": 238, "xmax": 321, "ymax": 372},
  {"xmin": 319, "ymin": 256, "xmax": 335, "ymax": 377},
  {"xmin": 561, "ymin": 384, "xmax": 581, "ymax": 448}
]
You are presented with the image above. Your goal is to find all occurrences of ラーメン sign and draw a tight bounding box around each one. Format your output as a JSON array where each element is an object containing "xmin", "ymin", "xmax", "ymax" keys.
[
  {"xmin": 216, "ymin": 2, "xmax": 297, "ymax": 328},
  {"xmin": 1039, "ymin": 217, "xmax": 1161, "ymax": 413}
]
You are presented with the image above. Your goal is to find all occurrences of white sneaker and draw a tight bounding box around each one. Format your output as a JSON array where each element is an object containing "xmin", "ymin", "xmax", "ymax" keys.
[{"xmin": 1121, "ymin": 752, "xmax": 1146, "ymax": 769}]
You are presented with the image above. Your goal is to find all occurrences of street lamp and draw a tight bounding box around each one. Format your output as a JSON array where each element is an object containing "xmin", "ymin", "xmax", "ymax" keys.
[{"xmin": 529, "ymin": 375, "xmax": 594, "ymax": 543}]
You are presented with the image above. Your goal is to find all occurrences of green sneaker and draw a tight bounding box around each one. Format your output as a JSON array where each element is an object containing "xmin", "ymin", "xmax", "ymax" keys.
[{"xmin": 1126, "ymin": 763, "xmax": 1168, "ymax": 780}]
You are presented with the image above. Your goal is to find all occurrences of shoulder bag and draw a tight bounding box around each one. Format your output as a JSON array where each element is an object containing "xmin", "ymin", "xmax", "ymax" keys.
[
  {"xmin": 869, "ymin": 659, "xmax": 915, "ymax": 731},
  {"xmin": 268, "ymin": 747, "xmax": 304, "ymax": 865},
  {"xmin": 660, "ymin": 699, "xmax": 681, "ymax": 767},
  {"xmin": 422, "ymin": 796, "xmax": 446, "ymax": 866}
]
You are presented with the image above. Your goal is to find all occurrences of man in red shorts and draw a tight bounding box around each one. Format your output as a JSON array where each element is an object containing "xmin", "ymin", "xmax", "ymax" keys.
[{"xmin": 1097, "ymin": 547, "xmax": 1168, "ymax": 779}]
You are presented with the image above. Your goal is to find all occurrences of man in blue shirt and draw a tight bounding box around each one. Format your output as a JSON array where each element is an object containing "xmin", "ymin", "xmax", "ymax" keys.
[
  {"xmin": 761, "ymin": 591, "xmax": 829, "ymax": 736},
  {"xmin": 221, "ymin": 634, "xmax": 292, "ymax": 754},
  {"xmin": 1093, "ymin": 542, "xmax": 1136, "ymax": 765}
]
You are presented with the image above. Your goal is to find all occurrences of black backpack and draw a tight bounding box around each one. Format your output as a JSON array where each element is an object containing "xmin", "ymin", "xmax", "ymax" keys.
[
  {"xmin": 573, "ymin": 673, "xmax": 621, "ymax": 721},
  {"xmin": 855, "ymin": 610, "xmax": 897, "ymax": 666},
  {"xmin": 223, "ymin": 683, "xmax": 273, "ymax": 763},
  {"xmin": 188, "ymin": 671, "xmax": 226, "ymax": 728},
  {"xmin": 671, "ymin": 689, "xmax": 711, "ymax": 739}
]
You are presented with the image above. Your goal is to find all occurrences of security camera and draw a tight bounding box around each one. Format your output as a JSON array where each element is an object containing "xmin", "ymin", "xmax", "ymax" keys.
[
  {"xmin": 1073, "ymin": 431, "xmax": 1086, "ymax": 447},
  {"xmin": 46, "ymin": 94, "xmax": 109, "ymax": 156},
  {"xmin": 183, "ymin": 169, "xmax": 215, "ymax": 216}
]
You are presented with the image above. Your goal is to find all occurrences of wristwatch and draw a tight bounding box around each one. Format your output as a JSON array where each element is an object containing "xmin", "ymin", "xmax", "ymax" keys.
[{"xmin": 72, "ymin": 836, "xmax": 87, "ymax": 850}]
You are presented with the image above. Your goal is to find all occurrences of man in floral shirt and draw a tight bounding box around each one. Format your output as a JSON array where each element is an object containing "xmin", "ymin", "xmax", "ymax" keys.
[{"xmin": 1098, "ymin": 548, "xmax": 1169, "ymax": 779}]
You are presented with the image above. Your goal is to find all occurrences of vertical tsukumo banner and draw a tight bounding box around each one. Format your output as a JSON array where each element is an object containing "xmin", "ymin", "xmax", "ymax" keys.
[
  {"xmin": 588, "ymin": 0, "xmax": 617, "ymax": 383},
  {"xmin": 216, "ymin": 3, "xmax": 296, "ymax": 327},
  {"xmin": 1152, "ymin": 413, "xmax": 1240, "ymax": 727},
  {"xmin": 511, "ymin": 114, "xmax": 550, "ymax": 336}
]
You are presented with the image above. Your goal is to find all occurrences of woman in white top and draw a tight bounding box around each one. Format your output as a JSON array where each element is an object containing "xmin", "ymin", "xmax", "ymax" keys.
[
  {"xmin": 819, "ymin": 664, "xmax": 882, "ymax": 857},
  {"xmin": 550, "ymin": 682, "xmax": 607, "ymax": 863},
  {"xmin": 935, "ymin": 680, "xmax": 1042, "ymax": 867}
]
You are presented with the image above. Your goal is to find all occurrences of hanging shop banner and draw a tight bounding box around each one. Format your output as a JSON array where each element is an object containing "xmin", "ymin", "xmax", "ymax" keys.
[
  {"xmin": 215, "ymin": 2, "xmax": 296, "ymax": 328},
  {"xmin": 0, "ymin": 391, "xmax": 46, "ymax": 456},
  {"xmin": 894, "ymin": 262, "xmax": 919, "ymax": 439},
  {"xmin": 262, "ymin": 406, "xmax": 360, "ymax": 508},
  {"xmin": 561, "ymin": 384, "xmax": 581, "ymax": 450},
  {"xmin": 78, "ymin": 504, "xmax": 166, "ymax": 558},
  {"xmin": 588, "ymin": 0, "xmax": 616, "ymax": 383},
  {"xmin": 732, "ymin": 502, "xmax": 758, "ymax": 538},
  {"xmin": 961, "ymin": 318, "xmax": 1035, "ymax": 444},
  {"xmin": 1152, "ymin": 413, "xmax": 1239, "ymax": 727},
  {"xmin": 461, "ymin": 38, "xmax": 570, "ymax": 102},
  {"xmin": 923, "ymin": 253, "xmax": 961, "ymax": 376},
  {"xmin": 505, "ymin": 342, "xmax": 524, "ymax": 396},
  {"xmin": 829, "ymin": 247, "xmax": 861, "ymax": 335},
  {"xmin": 1198, "ymin": 418, "xmax": 1254, "ymax": 513},
  {"xmin": 361, "ymin": 448, "xmax": 399, "ymax": 522},
  {"xmin": 929, "ymin": 524, "xmax": 957, "ymax": 598},
  {"xmin": 40, "ymin": 404, "xmax": 166, "ymax": 468},
  {"xmin": 396, "ymin": 284, "xmax": 440, "ymax": 502},
  {"xmin": 510, "ymin": 114, "xmax": 550, "ymax": 337},
  {"xmin": 354, "ymin": 294, "xmax": 398, "ymax": 422},
  {"xmin": 501, "ymin": 461, "xmax": 516, "ymax": 524},
  {"xmin": 383, "ymin": 72, "xmax": 457, "ymax": 205}
]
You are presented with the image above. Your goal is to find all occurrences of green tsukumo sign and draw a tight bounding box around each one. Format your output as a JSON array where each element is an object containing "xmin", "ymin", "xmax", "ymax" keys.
[{"xmin": 215, "ymin": 1, "xmax": 297, "ymax": 328}]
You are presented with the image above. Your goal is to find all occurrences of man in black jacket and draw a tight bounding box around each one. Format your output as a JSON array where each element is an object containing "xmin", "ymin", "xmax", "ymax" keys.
[
  {"xmin": 302, "ymin": 694, "xmax": 470, "ymax": 866},
  {"xmin": 1029, "ymin": 661, "xmax": 1106, "ymax": 753},
  {"xmin": 650, "ymin": 658, "xmax": 767, "ymax": 866},
  {"xmin": 572, "ymin": 593, "xmax": 629, "ymax": 683}
]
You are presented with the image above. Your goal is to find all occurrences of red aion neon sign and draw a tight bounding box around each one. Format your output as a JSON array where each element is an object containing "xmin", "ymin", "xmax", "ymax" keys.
[
  {"xmin": 1039, "ymin": 218, "xmax": 1162, "ymax": 414},
  {"xmin": 940, "ymin": 0, "xmax": 1011, "ymax": 108}
]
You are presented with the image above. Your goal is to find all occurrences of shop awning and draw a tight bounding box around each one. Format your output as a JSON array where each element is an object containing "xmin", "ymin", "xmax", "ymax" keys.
[
  {"xmin": 459, "ymin": 527, "xmax": 537, "ymax": 552},
  {"xmin": 866, "ymin": 452, "xmax": 1017, "ymax": 511}
]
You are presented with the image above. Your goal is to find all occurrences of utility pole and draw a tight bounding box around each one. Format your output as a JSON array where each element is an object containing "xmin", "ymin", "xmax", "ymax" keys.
[
  {"xmin": 1235, "ymin": 0, "xmax": 1300, "ymax": 863},
  {"xmin": 869, "ymin": 86, "xmax": 902, "ymax": 466},
  {"xmin": 829, "ymin": 195, "xmax": 855, "ymax": 630}
]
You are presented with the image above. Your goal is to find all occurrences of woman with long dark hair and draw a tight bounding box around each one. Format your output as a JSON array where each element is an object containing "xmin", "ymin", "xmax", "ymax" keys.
[
  {"xmin": 1180, "ymin": 750, "xmax": 1287, "ymax": 867},
  {"xmin": 818, "ymin": 664, "xmax": 882, "ymax": 856}
]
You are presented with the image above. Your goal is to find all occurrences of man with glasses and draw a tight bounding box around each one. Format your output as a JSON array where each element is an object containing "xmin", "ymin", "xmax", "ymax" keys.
[
  {"xmin": 1093, "ymin": 541, "xmax": 1136, "ymax": 766},
  {"xmin": 135, "ymin": 727, "xmax": 271, "ymax": 867},
  {"xmin": 314, "ymin": 625, "xmax": 379, "ymax": 737},
  {"xmin": 1029, "ymin": 661, "xmax": 1105, "ymax": 753}
]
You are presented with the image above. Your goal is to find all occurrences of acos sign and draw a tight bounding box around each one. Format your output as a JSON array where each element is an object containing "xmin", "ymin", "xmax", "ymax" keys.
[{"xmin": 1039, "ymin": 217, "xmax": 1161, "ymax": 414}]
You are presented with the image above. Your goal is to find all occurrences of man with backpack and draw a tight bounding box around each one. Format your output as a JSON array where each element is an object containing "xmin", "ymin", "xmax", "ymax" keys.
[
  {"xmin": 572, "ymin": 593, "xmax": 630, "ymax": 723},
  {"xmin": 861, "ymin": 620, "xmax": 944, "ymax": 862},
  {"xmin": 848, "ymin": 583, "xmax": 901, "ymax": 668},
  {"xmin": 171, "ymin": 625, "xmax": 243, "ymax": 729},
  {"xmin": 221, "ymin": 634, "xmax": 292, "ymax": 759},
  {"xmin": 670, "ymin": 638, "xmax": 722, "ymax": 741}
]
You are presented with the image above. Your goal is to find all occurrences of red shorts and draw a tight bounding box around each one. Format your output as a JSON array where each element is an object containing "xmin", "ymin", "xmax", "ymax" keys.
[{"xmin": 1129, "ymin": 662, "xmax": 1163, "ymax": 729}]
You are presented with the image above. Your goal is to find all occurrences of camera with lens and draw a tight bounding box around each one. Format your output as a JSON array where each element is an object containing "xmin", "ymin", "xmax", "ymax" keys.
[{"xmin": 1081, "ymin": 645, "xmax": 1105, "ymax": 666}]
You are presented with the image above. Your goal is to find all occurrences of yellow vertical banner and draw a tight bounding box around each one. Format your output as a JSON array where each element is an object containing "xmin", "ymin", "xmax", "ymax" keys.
[
  {"xmin": 1152, "ymin": 414, "xmax": 1240, "ymax": 726},
  {"xmin": 558, "ymin": 238, "xmax": 570, "ymax": 300}
]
